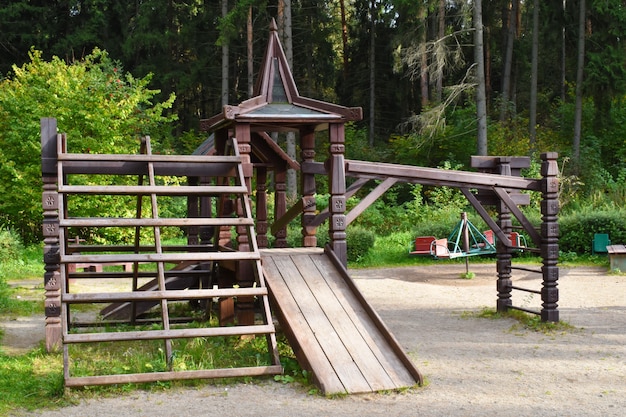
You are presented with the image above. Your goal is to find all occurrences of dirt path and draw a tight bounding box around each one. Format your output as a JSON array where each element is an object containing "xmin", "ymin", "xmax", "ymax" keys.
[{"xmin": 5, "ymin": 263, "xmax": 626, "ymax": 416}]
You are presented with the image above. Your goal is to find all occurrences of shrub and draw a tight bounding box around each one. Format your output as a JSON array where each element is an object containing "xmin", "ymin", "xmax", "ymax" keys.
[
  {"xmin": 0, "ymin": 48, "xmax": 176, "ymax": 244},
  {"xmin": 559, "ymin": 208, "xmax": 626, "ymax": 254},
  {"xmin": 346, "ymin": 226, "xmax": 376, "ymax": 263},
  {"xmin": 0, "ymin": 228, "xmax": 23, "ymax": 264}
]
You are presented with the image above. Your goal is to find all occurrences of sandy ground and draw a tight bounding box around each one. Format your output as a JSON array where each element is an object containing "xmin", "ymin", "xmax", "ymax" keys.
[{"xmin": 3, "ymin": 262, "xmax": 625, "ymax": 417}]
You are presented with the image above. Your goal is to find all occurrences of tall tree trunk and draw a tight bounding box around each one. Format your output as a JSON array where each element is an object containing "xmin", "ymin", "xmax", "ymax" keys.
[
  {"xmin": 419, "ymin": 6, "xmax": 429, "ymax": 108},
  {"xmin": 340, "ymin": 0, "xmax": 349, "ymax": 80},
  {"xmin": 278, "ymin": 0, "xmax": 297, "ymax": 200},
  {"xmin": 247, "ymin": 6, "xmax": 253, "ymax": 98},
  {"xmin": 369, "ymin": 0, "xmax": 376, "ymax": 146},
  {"xmin": 474, "ymin": 0, "xmax": 488, "ymax": 155},
  {"xmin": 435, "ymin": 0, "xmax": 445, "ymax": 103},
  {"xmin": 561, "ymin": 0, "xmax": 567, "ymax": 102},
  {"xmin": 499, "ymin": 0, "xmax": 519, "ymax": 121},
  {"xmin": 529, "ymin": 0, "xmax": 539, "ymax": 150},
  {"xmin": 573, "ymin": 0, "xmax": 586, "ymax": 167},
  {"xmin": 221, "ymin": 0, "xmax": 229, "ymax": 106}
]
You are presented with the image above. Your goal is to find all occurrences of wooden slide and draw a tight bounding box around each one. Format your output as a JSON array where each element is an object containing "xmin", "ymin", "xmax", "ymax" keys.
[{"xmin": 261, "ymin": 247, "xmax": 423, "ymax": 395}]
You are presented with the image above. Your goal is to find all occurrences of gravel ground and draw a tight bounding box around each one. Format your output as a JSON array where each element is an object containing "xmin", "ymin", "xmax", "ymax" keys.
[{"xmin": 5, "ymin": 263, "xmax": 625, "ymax": 417}]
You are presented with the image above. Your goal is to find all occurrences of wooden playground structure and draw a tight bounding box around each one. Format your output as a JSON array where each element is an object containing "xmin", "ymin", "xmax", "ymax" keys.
[{"xmin": 40, "ymin": 21, "xmax": 560, "ymax": 394}]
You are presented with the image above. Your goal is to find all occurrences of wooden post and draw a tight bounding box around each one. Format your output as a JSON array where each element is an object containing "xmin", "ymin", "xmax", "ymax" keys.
[
  {"xmin": 256, "ymin": 167, "xmax": 269, "ymax": 248},
  {"xmin": 274, "ymin": 170, "xmax": 288, "ymax": 248},
  {"xmin": 234, "ymin": 124, "xmax": 255, "ymax": 325},
  {"xmin": 41, "ymin": 118, "xmax": 62, "ymax": 352},
  {"xmin": 329, "ymin": 123, "xmax": 347, "ymax": 266},
  {"xmin": 495, "ymin": 158, "xmax": 514, "ymax": 313},
  {"xmin": 187, "ymin": 177, "xmax": 199, "ymax": 245},
  {"xmin": 540, "ymin": 152, "xmax": 560, "ymax": 322},
  {"xmin": 301, "ymin": 127, "xmax": 317, "ymax": 247}
]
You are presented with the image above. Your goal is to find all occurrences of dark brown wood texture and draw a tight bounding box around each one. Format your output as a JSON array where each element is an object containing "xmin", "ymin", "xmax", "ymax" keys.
[
  {"xmin": 43, "ymin": 129, "xmax": 281, "ymax": 387},
  {"xmin": 262, "ymin": 248, "xmax": 422, "ymax": 395}
]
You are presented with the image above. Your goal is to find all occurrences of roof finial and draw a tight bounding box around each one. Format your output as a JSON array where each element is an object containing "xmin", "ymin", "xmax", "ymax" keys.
[{"xmin": 270, "ymin": 18, "xmax": 278, "ymax": 32}]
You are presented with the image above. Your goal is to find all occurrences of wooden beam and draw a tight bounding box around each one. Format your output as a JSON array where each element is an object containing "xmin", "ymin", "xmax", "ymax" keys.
[
  {"xmin": 346, "ymin": 160, "xmax": 541, "ymax": 191},
  {"xmin": 65, "ymin": 365, "xmax": 283, "ymax": 387},
  {"xmin": 63, "ymin": 287, "xmax": 268, "ymax": 303},
  {"xmin": 461, "ymin": 188, "xmax": 511, "ymax": 246},
  {"xmin": 346, "ymin": 177, "xmax": 397, "ymax": 226},
  {"xmin": 61, "ymin": 251, "xmax": 260, "ymax": 264},
  {"xmin": 61, "ymin": 217, "xmax": 253, "ymax": 228},
  {"xmin": 63, "ymin": 324, "xmax": 275, "ymax": 343},
  {"xmin": 308, "ymin": 178, "xmax": 370, "ymax": 228},
  {"xmin": 61, "ymin": 161, "xmax": 237, "ymax": 177},
  {"xmin": 270, "ymin": 198, "xmax": 304, "ymax": 234},
  {"xmin": 493, "ymin": 187, "xmax": 543, "ymax": 247},
  {"xmin": 58, "ymin": 185, "xmax": 248, "ymax": 196}
]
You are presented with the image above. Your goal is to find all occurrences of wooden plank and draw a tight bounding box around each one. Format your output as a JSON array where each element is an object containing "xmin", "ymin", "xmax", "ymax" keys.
[
  {"xmin": 262, "ymin": 256, "xmax": 346, "ymax": 394},
  {"xmin": 312, "ymin": 253, "xmax": 419, "ymax": 387},
  {"xmin": 323, "ymin": 247, "xmax": 424, "ymax": 385},
  {"xmin": 58, "ymin": 184, "xmax": 248, "ymax": 196},
  {"xmin": 61, "ymin": 251, "xmax": 260, "ymax": 264},
  {"xmin": 63, "ymin": 324, "xmax": 275, "ymax": 343},
  {"xmin": 63, "ymin": 287, "xmax": 267, "ymax": 303},
  {"xmin": 61, "ymin": 217, "xmax": 253, "ymax": 228},
  {"xmin": 270, "ymin": 254, "xmax": 372, "ymax": 393},
  {"xmin": 65, "ymin": 365, "xmax": 283, "ymax": 387},
  {"xmin": 345, "ymin": 159, "xmax": 541, "ymax": 191},
  {"xmin": 345, "ymin": 177, "xmax": 397, "ymax": 226},
  {"xmin": 607, "ymin": 244, "xmax": 626, "ymax": 254},
  {"xmin": 61, "ymin": 160, "xmax": 237, "ymax": 177},
  {"xmin": 58, "ymin": 153, "xmax": 242, "ymax": 163},
  {"xmin": 291, "ymin": 254, "xmax": 396, "ymax": 391}
]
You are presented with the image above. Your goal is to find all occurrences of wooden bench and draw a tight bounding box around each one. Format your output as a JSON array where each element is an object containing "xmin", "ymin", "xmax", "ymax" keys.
[
  {"xmin": 409, "ymin": 236, "xmax": 436, "ymax": 256},
  {"xmin": 606, "ymin": 245, "xmax": 626, "ymax": 271}
]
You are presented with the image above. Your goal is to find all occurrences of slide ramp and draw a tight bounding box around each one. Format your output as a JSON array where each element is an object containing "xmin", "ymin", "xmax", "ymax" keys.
[{"xmin": 262, "ymin": 247, "xmax": 423, "ymax": 395}]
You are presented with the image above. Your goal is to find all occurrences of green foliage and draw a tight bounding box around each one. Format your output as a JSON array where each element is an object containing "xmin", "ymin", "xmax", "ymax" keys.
[
  {"xmin": 0, "ymin": 228, "xmax": 23, "ymax": 264},
  {"xmin": 346, "ymin": 226, "xmax": 376, "ymax": 263},
  {"xmin": 488, "ymin": 117, "xmax": 531, "ymax": 156},
  {"xmin": 469, "ymin": 307, "xmax": 575, "ymax": 334},
  {"xmin": 558, "ymin": 208, "xmax": 626, "ymax": 254},
  {"xmin": 0, "ymin": 348, "xmax": 66, "ymax": 414},
  {"xmin": 0, "ymin": 48, "xmax": 177, "ymax": 244}
]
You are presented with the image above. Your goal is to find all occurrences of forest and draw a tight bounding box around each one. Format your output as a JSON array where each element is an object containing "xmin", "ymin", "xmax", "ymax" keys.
[{"xmin": 1, "ymin": 0, "xmax": 626, "ymax": 256}]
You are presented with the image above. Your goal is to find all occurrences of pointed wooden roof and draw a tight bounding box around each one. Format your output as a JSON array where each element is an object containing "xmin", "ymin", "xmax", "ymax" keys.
[{"xmin": 201, "ymin": 19, "xmax": 362, "ymax": 133}]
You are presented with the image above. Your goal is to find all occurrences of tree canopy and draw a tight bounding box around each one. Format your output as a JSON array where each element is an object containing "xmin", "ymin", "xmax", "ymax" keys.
[
  {"xmin": 0, "ymin": 48, "xmax": 176, "ymax": 243},
  {"xmin": 2, "ymin": 0, "xmax": 626, "ymax": 243}
]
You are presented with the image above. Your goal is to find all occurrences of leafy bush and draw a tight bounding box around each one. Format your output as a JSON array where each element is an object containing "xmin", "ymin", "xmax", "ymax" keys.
[
  {"xmin": 0, "ymin": 228, "xmax": 23, "ymax": 264},
  {"xmin": 346, "ymin": 226, "xmax": 376, "ymax": 263},
  {"xmin": 0, "ymin": 48, "xmax": 176, "ymax": 244},
  {"xmin": 559, "ymin": 208, "xmax": 626, "ymax": 254}
]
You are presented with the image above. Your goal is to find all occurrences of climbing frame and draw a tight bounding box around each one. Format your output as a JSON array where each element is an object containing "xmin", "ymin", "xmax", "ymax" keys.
[{"xmin": 41, "ymin": 118, "xmax": 281, "ymax": 386}]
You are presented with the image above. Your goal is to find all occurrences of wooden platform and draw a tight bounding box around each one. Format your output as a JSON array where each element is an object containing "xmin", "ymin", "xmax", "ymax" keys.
[
  {"xmin": 261, "ymin": 247, "xmax": 423, "ymax": 395},
  {"xmin": 607, "ymin": 244, "xmax": 626, "ymax": 271}
]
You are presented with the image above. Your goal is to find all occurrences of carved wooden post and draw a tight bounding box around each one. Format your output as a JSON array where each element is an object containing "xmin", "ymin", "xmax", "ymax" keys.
[
  {"xmin": 41, "ymin": 118, "xmax": 62, "ymax": 352},
  {"xmin": 540, "ymin": 152, "xmax": 560, "ymax": 322},
  {"xmin": 301, "ymin": 127, "xmax": 317, "ymax": 247},
  {"xmin": 234, "ymin": 124, "xmax": 255, "ymax": 325},
  {"xmin": 256, "ymin": 166, "xmax": 269, "ymax": 248},
  {"xmin": 187, "ymin": 177, "xmax": 199, "ymax": 245},
  {"xmin": 329, "ymin": 123, "xmax": 347, "ymax": 266},
  {"xmin": 273, "ymin": 170, "xmax": 288, "ymax": 248},
  {"xmin": 495, "ymin": 157, "xmax": 513, "ymax": 313}
]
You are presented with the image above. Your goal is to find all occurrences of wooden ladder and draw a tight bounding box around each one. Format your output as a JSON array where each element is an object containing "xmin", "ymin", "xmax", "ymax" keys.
[{"xmin": 56, "ymin": 134, "xmax": 281, "ymax": 387}]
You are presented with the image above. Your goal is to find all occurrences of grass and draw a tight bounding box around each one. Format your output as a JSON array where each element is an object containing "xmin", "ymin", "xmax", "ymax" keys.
[
  {"xmin": 464, "ymin": 307, "xmax": 577, "ymax": 334},
  {"xmin": 0, "ymin": 347, "xmax": 67, "ymax": 414},
  {"xmin": 0, "ymin": 238, "xmax": 605, "ymax": 414}
]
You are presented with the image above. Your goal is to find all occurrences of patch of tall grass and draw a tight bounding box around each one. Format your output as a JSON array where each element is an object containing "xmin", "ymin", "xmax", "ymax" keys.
[{"xmin": 0, "ymin": 347, "xmax": 66, "ymax": 414}]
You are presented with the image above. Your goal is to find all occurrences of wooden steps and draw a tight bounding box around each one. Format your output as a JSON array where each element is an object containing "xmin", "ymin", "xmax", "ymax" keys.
[
  {"xmin": 55, "ymin": 134, "xmax": 281, "ymax": 387},
  {"xmin": 262, "ymin": 247, "xmax": 423, "ymax": 395}
]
